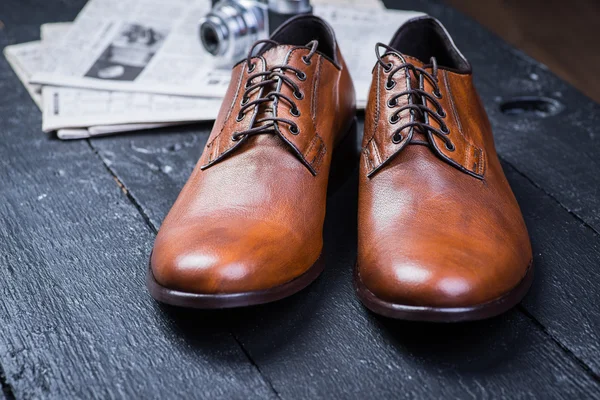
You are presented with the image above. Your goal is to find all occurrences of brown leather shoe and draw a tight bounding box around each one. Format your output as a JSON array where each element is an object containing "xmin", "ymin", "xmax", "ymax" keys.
[
  {"xmin": 147, "ymin": 15, "xmax": 356, "ymax": 308},
  {"xmin": 355, "ymin": 16, "xmax": 533, "ymax": 322}
]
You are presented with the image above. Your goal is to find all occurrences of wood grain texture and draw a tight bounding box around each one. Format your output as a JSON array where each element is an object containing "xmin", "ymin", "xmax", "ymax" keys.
[
  {"xmin": 91, "ymin": 122, "xmax": 600, "ymax": 397},
  {"xmin": 89, "ymin": 0, "xmax": 600, "ymax": 385},
  {"xmin": 0, "ymin": 2, "xmax": 276, "ymax": 398},
  {"xmin": 0, "ymin": 74, "xmax": 276, "ymax": 400},
  {"xmin": 2, "ymin": 0, "xmax": 600, "ymax": 397},
  {"xmin": 508, "ymin": 163, "xmax": 600, "ymax": 375}
]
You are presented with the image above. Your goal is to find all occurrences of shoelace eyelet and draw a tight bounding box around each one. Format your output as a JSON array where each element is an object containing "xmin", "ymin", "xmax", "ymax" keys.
[
  {"xmin": 385, "ymin": 80, "xmax": 396, "ymax": 90},
  {"xmin": 389, "ymin": 114, "xmax": 400, "ymax": 124},
  {"xmin": 296, "ymin": 71, "xmax": 307, "ymax": 81},
  {"xmin": 438, "ymin": 108, "xmax": 446, "ymax": 118},
  {"xmin": 302, "ymin": 56, "xmax": 311, "ymax": 65},
  {"xmin": 232, "ymin": 132, "xmax": 242, "ymax": 141},
  {"xmin": 441, "ymin": 124, "xmax": 450, "ymax": 134},
  {"xmin": 247, "ymin": 63, "xmax": 256, "ymax": 73},
  {"xmin": 290, "ymin": 107, "xmax": 300, "ymax": 117},
  {"xmin": 294, "ymin": 91, "xmax": 304, "ymax": 100},
  {"xmin": 387, "ymin": 98, "xmax": 397, "ymax": 108},
  {"xmin": 445, "ymin": 141, "xmax": 455, "ymax": 151},
  {"xmin": 236, "ymin": 112, "xmax": 245, "ymax": 122},
  {"xmin": 433, "ymin": 90, "xmax": 442, "ymax": 99},
  {"xmin": 384, "ymin": 63, "xmax": 393, "ymax": 73},
  {"xmin": 240, "ymin": 96, "xmax": 249, "ymax": 106},
  {"xmin": 289, "ymin": 125, "xmax": 300, "ymax": 135},
  {"xmin": 392, "ymin": 132, "xmax": 403, "ymax": 143}
]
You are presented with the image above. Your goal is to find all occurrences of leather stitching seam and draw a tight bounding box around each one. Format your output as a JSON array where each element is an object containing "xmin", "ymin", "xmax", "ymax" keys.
[
  {"xmin": 207, "ymin": 62, "xmax": 245, "ymax": 147},
  {"xmin": 366, "ymin": 63, "xmax": 381, "ymax": 145},
  {"xmin": 311, "ymin": 55, "xmax": 322, "ymax": 128},
  {"xmin": 311, "ymin": 136, "xmax": 327, "ymax": 173},
  {"xmin": 371, "ymin": 137, "xmax": 382, "ymax": 166},
  {"xmin": 285, "ymin": 48, "xmax": 326, "ymax": 164},
  {"xmin": 363, "ymin": 143, "xmax": 374, "ymax": 170},
  {"xmin": 444, "ymin": 70, "xmax": 484, "ymax": 176},
  {"xmin": 304, "ymin": 133, "xmax": 318, "ymax": 160}
]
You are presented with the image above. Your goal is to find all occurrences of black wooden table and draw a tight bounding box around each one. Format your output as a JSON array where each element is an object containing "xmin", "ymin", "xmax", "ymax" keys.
[{"xmin": 1, "ymin": 0, "xmax": 599, "ymax": 398}]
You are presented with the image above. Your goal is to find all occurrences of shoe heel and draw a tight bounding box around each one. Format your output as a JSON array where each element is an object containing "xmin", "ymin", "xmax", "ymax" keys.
[{"xmin": 328, "ymin": 117, "xmax": 359, "ymax": 194}]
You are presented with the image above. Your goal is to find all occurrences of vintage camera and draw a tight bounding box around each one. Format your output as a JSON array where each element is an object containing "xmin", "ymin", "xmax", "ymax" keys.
[{"xmin": 199, "ymin": 0, "xmax": 312, "ymax": 63}]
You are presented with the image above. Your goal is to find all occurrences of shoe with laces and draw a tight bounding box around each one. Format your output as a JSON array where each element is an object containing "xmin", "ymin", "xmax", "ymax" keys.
[
  {"xmin": 355, "ymin": 16, "xmax": 533, "ymax": 321},
  {"xmin": 147, "ymin": 15, "xmax": 356, "ymax": 308}
]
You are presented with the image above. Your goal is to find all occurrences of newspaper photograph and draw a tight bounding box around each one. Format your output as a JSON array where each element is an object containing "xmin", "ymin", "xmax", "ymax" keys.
[{"xmin": 31, "ymin": 0, "xmax": 231, "ymax": 97}]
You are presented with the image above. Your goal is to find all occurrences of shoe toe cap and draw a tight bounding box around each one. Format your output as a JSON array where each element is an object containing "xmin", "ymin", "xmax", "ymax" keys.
[
  {"xmin": 150, "ymin": 219, "xmax": 319, "ymax": 294},
  {"xmin": 358, "ymin": 249, "xmax": 530, "ymax": 309}
]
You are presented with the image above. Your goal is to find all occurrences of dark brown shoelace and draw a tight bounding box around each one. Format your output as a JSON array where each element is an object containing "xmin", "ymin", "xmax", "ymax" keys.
[
  {"xmin": 375, "ymin": 43, "xmax": 455, "ymax": 151},
  {"xmin": 231, "ymin": 39, "xmax": 319, "ymax": 141}
]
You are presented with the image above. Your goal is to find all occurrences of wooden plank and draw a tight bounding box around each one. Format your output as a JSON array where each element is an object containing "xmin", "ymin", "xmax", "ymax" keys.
[
  {"xmin": 91, "ymin": 120, "xmax": 600, "ymax": 397},
  {"xmin": 89, "ymin": 124, "xmax": 211, "ymax": 230},
  {"xmin": 3, "ymin": 0, "xmax": 599, "ymax": 397},
  {"xmin": 0, "ymin": 26, "xmax": 276, "ymax": 400},
  {"xmin": 507, "ymin": 163, "xmax": 600, "ymax": 376},
  {"xmin": 91, "ymin": 0, "xmax": 600, "ymax": 384},
  {"xmin": 232, "ymin": 166, "xmax": 600, "ymax": 399}
]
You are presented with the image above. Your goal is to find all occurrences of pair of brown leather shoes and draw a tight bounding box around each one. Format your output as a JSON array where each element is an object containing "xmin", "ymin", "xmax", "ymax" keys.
[{"xmin": 147, "ymin": 15, "xmax": 533, "ymax": 322}]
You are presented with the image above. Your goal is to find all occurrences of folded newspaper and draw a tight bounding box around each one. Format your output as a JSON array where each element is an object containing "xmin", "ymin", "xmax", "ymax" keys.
[{"xmin": 4, "ymin": 0, "xmax": 422, "ymax": 139}]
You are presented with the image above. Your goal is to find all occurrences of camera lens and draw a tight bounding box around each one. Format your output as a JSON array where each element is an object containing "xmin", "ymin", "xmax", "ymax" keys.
[
  {"xmin": 201, "ymin": 23, "xmax": 221, "ymax": 55},
  {"xmin": 199, "ymin": 1, "xmax": 268, "ymax": 63}
]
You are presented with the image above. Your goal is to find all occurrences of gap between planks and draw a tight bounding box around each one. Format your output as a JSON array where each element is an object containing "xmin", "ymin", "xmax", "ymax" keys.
[
  {"xmin": 500, "ymin": 155, "xmax": 600, "ymax": 238},
  {"xmin": 85, "ymin": 136, "xmax": 600, "ymax": 386},
  {"xmin": 518, "ymin": 305, "xmax": 600, "ymax": 384},
  {"xmin": 85, "ymin": 138, "xmax": 282, "ymax": 399}
]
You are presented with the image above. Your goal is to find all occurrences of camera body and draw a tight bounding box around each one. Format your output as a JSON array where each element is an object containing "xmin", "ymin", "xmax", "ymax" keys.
[{"xmin": 199, "ymin": 0, "xmax": 312, "ymax": 63}]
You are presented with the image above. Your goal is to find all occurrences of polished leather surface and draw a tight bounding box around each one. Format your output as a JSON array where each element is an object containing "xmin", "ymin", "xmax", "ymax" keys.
[
  {"xmin": 150, "ymin": 16, "xmax": 355, "ymax": 294},
  {"xmin": 357, "ymin": 18, "xmax": 532, "ymax": 308}
]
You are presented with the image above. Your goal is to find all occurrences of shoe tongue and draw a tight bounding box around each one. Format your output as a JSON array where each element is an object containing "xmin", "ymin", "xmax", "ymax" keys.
[{"xmin": 259, "ymin": 43, "xmax": 298, "ymax": 66}]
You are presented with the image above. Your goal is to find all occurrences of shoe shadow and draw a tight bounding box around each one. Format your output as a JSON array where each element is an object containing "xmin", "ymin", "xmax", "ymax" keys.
[
  {"xmin": 154, "ymin": 278, "xmax": 324, "ymax": 360},
  {"xmin": 154, "ymin": 159, "xmax": 361, "ymax": 361},
  {"xmin": 370, "ymin": 307, "xmax": 532, "ymax": 374},
  {"xmin": 154, "ymin": 119, "xmax": 363, "ymax": 358}
]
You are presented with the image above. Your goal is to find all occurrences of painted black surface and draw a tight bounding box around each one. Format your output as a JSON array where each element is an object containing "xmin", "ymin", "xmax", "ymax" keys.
[
  {"xmin": 0, "ymin": 1, "xmax": 276, "ymax": 398},
  {"xmin": 0, "ymin": 102, "xmax": 275, "ymax": 398},
  {"xmin": 90, "ymin": 125, "xmax": 600, "ymax": 398},
  {"xmin": 1, "ymin": 0, "xmax": 600, "ymax": 398}
]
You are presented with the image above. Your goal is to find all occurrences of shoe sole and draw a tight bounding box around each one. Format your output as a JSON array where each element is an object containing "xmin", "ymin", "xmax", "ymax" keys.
[
  {"xmin": 147, "ymin": 255, "xmax": 325, "ymax": 309},
  {"xmin": 354, "ymin": 261, "xmax": 534, "ymax": 322},
  {"xmin": 146, "ymin": 118, "xmax": 358, "ymax": 309}
]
